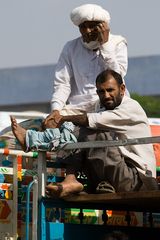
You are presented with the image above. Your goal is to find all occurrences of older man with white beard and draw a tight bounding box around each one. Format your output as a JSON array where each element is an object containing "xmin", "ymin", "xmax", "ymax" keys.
[{"xmin": 43, "ymin": 3, "xmax": 128, "ymax": 128}]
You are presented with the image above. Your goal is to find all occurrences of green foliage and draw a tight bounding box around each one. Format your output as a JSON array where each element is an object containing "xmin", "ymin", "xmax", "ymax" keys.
[{"xmin": 131, "ymin": 93, "xmax": 160, "ymax": 118}]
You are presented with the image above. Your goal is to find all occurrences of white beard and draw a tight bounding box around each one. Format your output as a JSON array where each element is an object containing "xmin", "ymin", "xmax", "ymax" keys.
[{"xmin": 82, "ymin": 39, "xmax": 101, "ymax": 50}]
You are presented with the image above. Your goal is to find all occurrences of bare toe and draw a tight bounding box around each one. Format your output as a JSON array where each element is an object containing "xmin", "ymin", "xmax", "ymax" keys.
[
  {"xmin": 10, "ymin": 116, "xmax": 27, "ymax": 151},
  {"xmin": 46, "ymin": 181, "xmax": 83, "ymax": 198}
]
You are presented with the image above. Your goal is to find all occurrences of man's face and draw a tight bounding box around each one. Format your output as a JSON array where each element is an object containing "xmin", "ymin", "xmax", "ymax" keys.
[
  {"xmin": 96, "ymin": 76, "xmax": 125, "ymax": 110},
  {"xmin": 79, "ymin": 21, "xmax": 104, "ymax": 43}
]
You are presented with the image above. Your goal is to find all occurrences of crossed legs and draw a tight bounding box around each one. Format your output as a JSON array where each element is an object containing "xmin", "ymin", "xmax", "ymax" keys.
[{"xmin": 10, "ymin": 116, "xmax": 83, "ymax": 198}]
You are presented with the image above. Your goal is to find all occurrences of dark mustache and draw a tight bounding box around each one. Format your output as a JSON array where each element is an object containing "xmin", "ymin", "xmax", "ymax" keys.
[{"xmin": 103, "ymin": 98, "xmax": 113, "ymax": 102}]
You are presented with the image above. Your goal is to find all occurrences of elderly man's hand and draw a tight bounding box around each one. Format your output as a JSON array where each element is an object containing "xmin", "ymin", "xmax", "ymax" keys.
[
  {"xmin": 42, "ymin": 110, "xmax": 63, "ymax": 130},
  {"xmin": 95, "ymin": 22, "xmax": 110, "ymax": 45}
]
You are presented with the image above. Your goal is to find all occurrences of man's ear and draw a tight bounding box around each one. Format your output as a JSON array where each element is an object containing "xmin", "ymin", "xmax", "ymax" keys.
[{"xmin": 120, "ymin": 83, "xmax": 126, "ymax": 95}]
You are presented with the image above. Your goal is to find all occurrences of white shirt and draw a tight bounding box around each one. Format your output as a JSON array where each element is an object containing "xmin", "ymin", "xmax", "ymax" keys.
[
  {"xmin": 87, "ymin": 96, "xmax": 157, "ymax": 177},
  {"xmin": 51, "ymin": 34, "xmax": 128, "ymax": 111}
]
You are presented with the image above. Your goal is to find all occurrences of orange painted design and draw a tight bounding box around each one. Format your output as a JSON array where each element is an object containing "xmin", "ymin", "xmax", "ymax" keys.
[
  {"xmin": 3, "ymin": 148, "xmax": 9, "ymax": 155},
  {"xmin": 150, "ymin": 125, "xmax": 160, "ymax": 167},
  {"xmin": 106, "ymin": 210, "xmax": 140, "ymax": 226},
  {"xmin": 17, "ymin": 155, "xmax": 22, "ymax": 164},
  {"xmin": 0, "ymin": 184, "xmax": 11, "ymax": 190},
  {"xmin": 17, "ymin": 155, "xmax": 22, "ymax": 180},
  {"xmin": 18, "ymin": 166, "xmax": 22, "ymax": 171}
]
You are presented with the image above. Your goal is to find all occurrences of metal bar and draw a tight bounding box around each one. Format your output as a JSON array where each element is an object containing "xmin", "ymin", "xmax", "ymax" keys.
[
  {"xmin": 37, "ymin": 152, "xmax": 46, "ymax": 198},
  {"xmin": 0, "ymin": 148, "xmax": 38, "ymax": 158},
  {"xmin": 37, "ymin": 152, "xmax": 47, "ymax": 240},
  {"xmin": 32, "ymin": 177, "xmax": 38, "ymax": 240},
  {"xmin": 62, "ymin": 136, "xmax": 160, "ymax": 150},
  {"xmin": 25, "ymin": 179, "xmax": 38, "ymax": 240},
  {"xmin": 39, "ymin": 199, "xmax": 47, "ymax": 240},
  {"xmin": 13, "ymin": 155, "xmax": 18, "ymax": 240}
]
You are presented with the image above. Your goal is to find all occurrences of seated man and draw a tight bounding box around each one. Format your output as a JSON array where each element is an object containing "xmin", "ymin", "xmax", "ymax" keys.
[{"xmin": 11, "ymin": 69, "xmax": 158, "ymax": 197}]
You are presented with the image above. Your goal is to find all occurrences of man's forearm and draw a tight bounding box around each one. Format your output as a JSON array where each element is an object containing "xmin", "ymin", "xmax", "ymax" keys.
[{"xmin": 62, "ymin": 114, "xmax": 89, "ymax": 127}]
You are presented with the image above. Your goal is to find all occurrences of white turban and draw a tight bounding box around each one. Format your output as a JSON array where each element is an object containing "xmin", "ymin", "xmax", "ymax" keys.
[{"xmin": 70, "ymin": 4, "xmax": 111, "ymax": 26}]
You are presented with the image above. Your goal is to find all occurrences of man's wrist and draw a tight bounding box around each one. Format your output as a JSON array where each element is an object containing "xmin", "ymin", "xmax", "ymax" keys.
[
  {"xmin": 61, "ymin": 114, "xmax": 89, "ymax": 127},
  {"xmin": 61, "ymin": 115, "xmax": 71, "ymax": 123}
]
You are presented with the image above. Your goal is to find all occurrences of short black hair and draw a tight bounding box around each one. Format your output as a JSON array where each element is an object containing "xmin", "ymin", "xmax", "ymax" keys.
[{"xmin": 96, "ymin": 69, "xmax": 123, "ymax": 86}]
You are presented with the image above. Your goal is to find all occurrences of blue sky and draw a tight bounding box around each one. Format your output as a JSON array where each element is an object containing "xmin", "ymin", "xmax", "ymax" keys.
[{"xmin": 0, "ymin": 0, "xmax": 160, "ymax": 69}]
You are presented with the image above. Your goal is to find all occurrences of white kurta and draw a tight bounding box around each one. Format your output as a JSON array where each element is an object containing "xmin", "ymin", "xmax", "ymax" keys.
[
  {"xmin": 87, "ymin": 96, "xmax": 156, "ymax": 177},
  {"xmin": 51, "ymin": 34, "xmax": 128, "ymax": 112}
]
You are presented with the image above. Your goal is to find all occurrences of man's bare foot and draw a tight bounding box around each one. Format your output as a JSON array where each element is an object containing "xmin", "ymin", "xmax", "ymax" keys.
[
  {"xmin": 10, "ymin": 116, "xmax": 27, "ymax": 151},
  {"xmin": 46, "ymin": 174, "xmax": 84, "ymax": 198}
]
